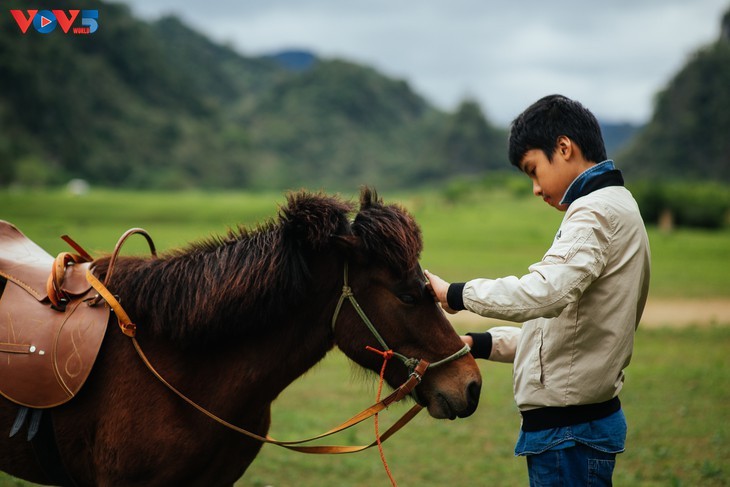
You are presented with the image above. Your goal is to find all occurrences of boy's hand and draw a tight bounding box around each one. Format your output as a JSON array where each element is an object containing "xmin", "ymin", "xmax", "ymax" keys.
[
  {"xmin": 424, "ymin": 270, "xmax": 458, "ymax": 314},
  {"xmin": 460, "ymin": 335, "xmax": 474, "ymax": 348}
]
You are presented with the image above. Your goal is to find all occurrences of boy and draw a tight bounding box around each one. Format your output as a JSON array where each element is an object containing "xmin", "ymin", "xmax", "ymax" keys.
[{"xmin": 426, "ymin": 94, "xmax": 650, "ymax": 486}]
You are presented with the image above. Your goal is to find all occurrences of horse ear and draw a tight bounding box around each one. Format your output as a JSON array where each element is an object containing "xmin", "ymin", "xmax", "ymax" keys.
[{"xmin": 359, "ymin": 186, "xmax": 382, "ymax": 210}]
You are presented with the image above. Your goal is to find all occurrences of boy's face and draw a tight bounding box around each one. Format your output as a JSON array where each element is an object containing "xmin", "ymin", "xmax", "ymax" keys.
[{"xmin": 519, "ymin": 139, "xmax": 591, "ymax": 211}]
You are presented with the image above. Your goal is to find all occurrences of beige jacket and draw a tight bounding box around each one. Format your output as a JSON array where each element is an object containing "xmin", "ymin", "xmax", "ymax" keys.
[{"xmin": 463, "ymin": 186, "xmax": 650, "ymax": 411}]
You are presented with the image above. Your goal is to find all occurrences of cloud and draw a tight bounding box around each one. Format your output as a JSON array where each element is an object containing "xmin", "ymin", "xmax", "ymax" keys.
[{"xmin": 121, "ymin": 0, "xmax": 729, "ymax": 124}]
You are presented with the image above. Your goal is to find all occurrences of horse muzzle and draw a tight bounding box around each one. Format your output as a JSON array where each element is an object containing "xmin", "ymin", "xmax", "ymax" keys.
[{"xmin": 416, "ymin": 364, "xmax": 482, "ymax": 420}]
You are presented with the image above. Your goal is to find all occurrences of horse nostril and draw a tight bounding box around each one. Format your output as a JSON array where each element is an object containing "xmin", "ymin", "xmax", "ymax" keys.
[{"xmin": 467, "ymin": 380, "xmax": 481, "ymax": 406}]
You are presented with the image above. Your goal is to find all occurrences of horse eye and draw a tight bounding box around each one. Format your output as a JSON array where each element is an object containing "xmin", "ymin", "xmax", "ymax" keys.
[{"xmin": 399, "ymin": 294, "xmax": 416, "ymax": 305}]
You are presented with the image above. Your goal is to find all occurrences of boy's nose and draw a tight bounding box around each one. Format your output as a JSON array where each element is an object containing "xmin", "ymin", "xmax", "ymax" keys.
[{"xmin": 532, "ymin": 180, "xmax": 542, "ymax": 197}]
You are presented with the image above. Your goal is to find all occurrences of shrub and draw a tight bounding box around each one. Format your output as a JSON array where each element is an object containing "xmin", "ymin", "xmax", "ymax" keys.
[{"xmin": 630, "ymin": 181, "xmax": 730, "ymax": 229}]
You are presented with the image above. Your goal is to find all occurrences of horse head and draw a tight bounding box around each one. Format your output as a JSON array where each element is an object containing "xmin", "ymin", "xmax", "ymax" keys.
[{"xmin": 327, "ymin": 188, "xmax": 482, "ymax": 419}]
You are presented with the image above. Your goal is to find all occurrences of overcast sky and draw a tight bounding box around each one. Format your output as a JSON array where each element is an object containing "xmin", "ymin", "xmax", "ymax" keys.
[{"xmin": 119, "ymin": 0, "xmax": 728, "ymax": 125}]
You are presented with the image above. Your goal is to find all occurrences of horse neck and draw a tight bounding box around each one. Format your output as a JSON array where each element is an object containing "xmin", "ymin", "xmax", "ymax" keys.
[
  {"xmin": 250, "ymin": 254, "xmax": 344, "ymax": 393},
  {"xmin": 112, "ymin": 248, "xmax": 343, "ymax": 411}
]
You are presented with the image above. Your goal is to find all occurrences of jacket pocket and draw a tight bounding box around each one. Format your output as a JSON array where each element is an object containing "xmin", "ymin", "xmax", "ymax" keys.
[
  {"xmin": 543, "ymin": 228, "xmax": 589, "ymax": 264},
  {"xmin": 528, "ymin": 326, "xmax": 545, "ymax": 389}
]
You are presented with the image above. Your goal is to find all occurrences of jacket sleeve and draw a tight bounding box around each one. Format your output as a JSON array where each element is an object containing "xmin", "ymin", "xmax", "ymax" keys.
[
  {"xmin": 462, "ymin": 205, "xmax": 612, "ymax": 322},
  {"xmin": 466, "ymin": 326, "xmax": 522, "ymax": 362}
]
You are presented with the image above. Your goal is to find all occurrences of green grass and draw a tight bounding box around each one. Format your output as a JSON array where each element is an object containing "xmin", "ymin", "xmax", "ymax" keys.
[
  {"xmin": 618, "ymin": 326, "xmax": 730, "ymax": 486},
  {"xmin": 240, "ymin": 326, "xmax": 730, "ymax": 487},
  {"xmin": 0, "ymin": 188, "xmax": 729, "ymax": 486},
  {"xmin": 643, "ymin": 229, "xmax": 730, "ymax": 298},
  {"xmin": 2, "ymin": 187, "xmax": 728, "ymax": 298},
  {"xmin": 0, "ymin": 189, "xmax": 284, "ymax": 255}
]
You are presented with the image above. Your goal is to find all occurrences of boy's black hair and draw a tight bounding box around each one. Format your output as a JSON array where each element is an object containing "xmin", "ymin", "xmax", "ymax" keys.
[{"xmin": 508, "ymin": 94, "xmax": 607, "ymax": 169}]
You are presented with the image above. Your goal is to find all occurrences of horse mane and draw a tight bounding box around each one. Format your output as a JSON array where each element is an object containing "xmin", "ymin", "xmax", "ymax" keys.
[
  {"xmin": 352, "ymin": 188, "xmax": 423, "ymax": 275},
  {"xmin": 95, "ymin": 188, "xmax": 422, "ymax": 345}
]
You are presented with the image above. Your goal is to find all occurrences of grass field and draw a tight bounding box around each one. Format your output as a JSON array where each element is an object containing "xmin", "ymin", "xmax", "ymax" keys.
[
  {"xmin": 1, "ymin": 188, "xmax": 729, "ymax": 486},
  {"xmin": 244, "ymin": 326, "xmax": 730, "ymax": 487},
  {"xmin": 2, "ymin": 187, "xmax": 729, "ymax": 298}
]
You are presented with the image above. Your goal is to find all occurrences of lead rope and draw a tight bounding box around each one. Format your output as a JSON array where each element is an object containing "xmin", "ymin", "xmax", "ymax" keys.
[{"xmin": 366, "ymin": 346, "xmax": 398, "ymax": 487}]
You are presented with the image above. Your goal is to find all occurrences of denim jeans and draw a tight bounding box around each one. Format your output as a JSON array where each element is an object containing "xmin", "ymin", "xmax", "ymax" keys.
[
  {"xmin": 516, "ymin": 409, "xmax": 626, "ymax": 486},
  {"xmin": 526, "ymin": 442, "xmax": 617, "ymax": 487}
]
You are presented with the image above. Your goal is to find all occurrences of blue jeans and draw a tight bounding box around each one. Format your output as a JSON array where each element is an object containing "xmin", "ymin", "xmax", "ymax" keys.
[{"xmin": 526, "ymin": 443, "xmax": 617, "ymax": 487}]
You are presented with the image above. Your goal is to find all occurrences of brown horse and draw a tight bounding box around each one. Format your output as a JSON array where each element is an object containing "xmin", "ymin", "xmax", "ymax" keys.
[{"xmin": 0, "ymin": 188, "xmax": 481, "ymax": 486}]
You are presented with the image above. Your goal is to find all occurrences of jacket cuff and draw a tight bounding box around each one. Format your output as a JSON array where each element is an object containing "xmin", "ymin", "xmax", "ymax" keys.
[
  {"xmin": 466, "ymin": 332, "xmax": 492, "ymax": 360},
  {"xmin": 447, "ymin": 282, "xmax": 466, "ymax": 311}
]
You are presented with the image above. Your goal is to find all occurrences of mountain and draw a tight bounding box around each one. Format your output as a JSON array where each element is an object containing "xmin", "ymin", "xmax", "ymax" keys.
[
  {"xmin": 600, "ymin": 122, "xmax": 641, "ymax": 159},
  {"xmin": 242, "ymin": 59, "xmax": 436, "ymax": 187},
  {"xmin": 619, "ymin": 9, "xmax": 730, "ymax": 182},
  {"xmin": 0, "ymin": 0, "xmax": 503, "ymax": 190},
  {"xmin": 265, "ymin": 50, "xmax": 319, "ymax": 72},
  {"xmin": 5, "ymin": 1, "xmax": 724, "ymax": 190}
]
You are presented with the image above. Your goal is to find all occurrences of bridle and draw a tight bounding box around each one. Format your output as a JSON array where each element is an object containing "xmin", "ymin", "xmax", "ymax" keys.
[
  {"xmin": 331, "ymin": 261, "xmax": 471, "ymax": 384},
  {"xmin": 330, "ymin": 261, "xmax": 471, "ymax": 485},
  {"xmin": 85, "ymin": 229, "xmax": 471, "ymax": 456}
]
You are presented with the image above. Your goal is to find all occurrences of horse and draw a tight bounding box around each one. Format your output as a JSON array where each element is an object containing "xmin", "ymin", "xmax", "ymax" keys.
[{"xmin": 0, "ymin": 188, "xmax": 481, "ymax": 486}]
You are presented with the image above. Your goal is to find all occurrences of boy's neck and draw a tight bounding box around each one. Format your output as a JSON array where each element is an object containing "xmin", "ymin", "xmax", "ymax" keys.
[{"xmin": 560, "ymin": 160, "xmax": 622, "ymax": 206}]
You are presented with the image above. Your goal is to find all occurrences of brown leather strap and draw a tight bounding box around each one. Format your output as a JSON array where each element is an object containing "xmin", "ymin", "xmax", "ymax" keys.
[
  {"xmin": 61, "ymin": 235, "xmax": 94, "ymax": 262},
  {"xmin": 87, "ymin": 270, "xmax": 137, "ymax": 337},
  {"xmin": 86, "ymin": 227, "xmax": 157, "ymax": 335},
  {"xmin": 103, "ymin": 228, "xmax": 156, "ymax": 288},
  {"xmin": 131, "ymin": 335, "xmax": 424, "ymax": 453},
  {"xmin": 46, "ymin": 252, "xmax": 89, "ymax": 309},
  {"xmin": 45, "ymin": 235, "xmax": 98, "ymax": 309},
  {"xmin": 0, "ymin": 342, "xmax": 32, "ymax": 354},
  {"xmin": 279, "ymin": 404, "xmax": 423, "ymax": 454}
]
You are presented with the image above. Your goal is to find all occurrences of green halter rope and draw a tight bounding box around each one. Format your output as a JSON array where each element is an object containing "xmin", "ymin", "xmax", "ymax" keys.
[{"xmin": 331, "ymin": 262, "xmax": 471, "ymax": 376}]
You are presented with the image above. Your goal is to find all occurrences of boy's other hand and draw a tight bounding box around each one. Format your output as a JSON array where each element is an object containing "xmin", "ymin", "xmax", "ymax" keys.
[{"xmin": 424, "ymin": 270, "xmax": 458, "ymax": 314}]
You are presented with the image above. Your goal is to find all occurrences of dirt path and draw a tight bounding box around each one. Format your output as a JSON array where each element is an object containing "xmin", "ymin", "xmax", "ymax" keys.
[{"xmin": 447, "ymin": 298, "xmax": 730, "ymax": 330}]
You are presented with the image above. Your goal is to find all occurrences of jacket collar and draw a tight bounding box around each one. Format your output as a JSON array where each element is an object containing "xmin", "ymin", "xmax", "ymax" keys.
[{"xmin": 560, "ymin": 160, "xmax": 624, "ymax": 206}]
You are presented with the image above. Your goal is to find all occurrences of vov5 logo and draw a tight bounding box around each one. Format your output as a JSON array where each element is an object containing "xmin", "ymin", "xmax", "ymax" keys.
[{"xmin": 10, "ymin": 10, "xmax": 99, "ymax": 35}]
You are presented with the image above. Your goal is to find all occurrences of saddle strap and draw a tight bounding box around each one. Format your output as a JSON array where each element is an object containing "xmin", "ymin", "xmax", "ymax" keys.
[
  {"xmin": 45, "ymin": 234, "xmax": 98, "ymax": 309},
  {"xmin": 46, "ymin": 252, "xmax": 88, "ymax": 309},
  {"xmin": 86, "ymin": 270, "xmax": 136, "ymax": 337},
  {"xmin": 103, "ymin": 228, "xmax": 156, "ymax": 288},
  {"xmin": 60, "ymin": 235, "xmax": 93, "ymax": 262},
  {"xmin": 8, "ymin": 408, "xmax": 77, "ymax": 486},
  {"xmin": 9, "ymin": 406, "xmax": 29, "ymax": 438},
  {"xmin": 30, "ymin": 410, "xmax": 78, "ymax": 487},
  {"xmin": 85, "ymin": 228, "xmax": 157, "ymax": 337}
]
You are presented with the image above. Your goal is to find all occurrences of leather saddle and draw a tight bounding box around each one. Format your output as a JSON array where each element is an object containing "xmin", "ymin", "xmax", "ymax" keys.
[{"xmin": 0, "ymin": 220, "xmax": 109, "ymax": 408}]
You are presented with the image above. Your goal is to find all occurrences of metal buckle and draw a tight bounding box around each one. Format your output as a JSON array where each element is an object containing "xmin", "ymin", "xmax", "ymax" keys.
[{"xmin": 409, "ymin": 368, "xmax": 423, "ymax": 383}]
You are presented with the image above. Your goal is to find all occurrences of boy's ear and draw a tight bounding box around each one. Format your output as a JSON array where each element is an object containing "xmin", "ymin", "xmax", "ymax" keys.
[{"xmin": 556, "ymin": 135, "xmax": 573, "ymax": 159}]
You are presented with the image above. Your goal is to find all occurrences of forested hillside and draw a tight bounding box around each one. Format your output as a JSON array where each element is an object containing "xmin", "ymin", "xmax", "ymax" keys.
[
  {"xmin": 1, "ymin": 1, "xmax": 726, "ymax": 190},
  {"xmin": 620, "ymin": 9, "xmax": 730, "ymax": 182},
  {"xmin": 0, "ymin": 0, "xmax": 505, "ymax": 189}
]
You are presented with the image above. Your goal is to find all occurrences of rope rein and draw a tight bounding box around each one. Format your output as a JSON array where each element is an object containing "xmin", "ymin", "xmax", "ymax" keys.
[
  {"xmin": 84, "ymin": 228, "xmax": 471, "ymax": 484},
  {"xmin": 367, "ymin": 346, "xmax": 398, "ymax": 486}
]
